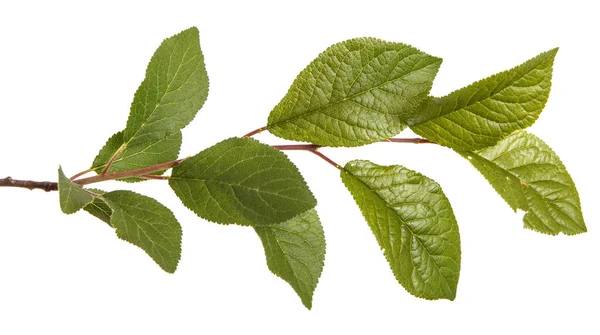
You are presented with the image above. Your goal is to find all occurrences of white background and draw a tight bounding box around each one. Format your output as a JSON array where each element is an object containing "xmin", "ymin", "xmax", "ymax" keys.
[{"xmin": 1, "ymin": 1, "xmax": 598, "ymax": 334}]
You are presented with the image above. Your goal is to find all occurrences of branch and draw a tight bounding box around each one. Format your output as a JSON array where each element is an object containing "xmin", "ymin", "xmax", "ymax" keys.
[
  {"xmin": 2, "ymin": 137, "xmax": 432, "ymax": 192},
  {"xmin": 74, "ymin": 158, "xmax": 184, "ymax": 186},
  {"xmin": 273, "ymin": 144, "xmax": 342, "ymax": 170},
  {"xmin": 0, "ymin": 177, "xmax": 57, "ymax": 192},
  {"xmin": 1, "ymin": 158, "xmax": 185, "ymax": 192}
]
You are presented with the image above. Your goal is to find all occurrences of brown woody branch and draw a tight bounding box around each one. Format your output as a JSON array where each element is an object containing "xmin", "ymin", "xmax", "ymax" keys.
[{"xmin": 0, "ymin": 177, "xmax": 58, "ymax": 192}]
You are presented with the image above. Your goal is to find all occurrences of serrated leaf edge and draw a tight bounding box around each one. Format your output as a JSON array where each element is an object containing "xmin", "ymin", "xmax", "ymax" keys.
[{"xmin": 255, "ymin": 209, "xmax": 326, "ymax": 309}]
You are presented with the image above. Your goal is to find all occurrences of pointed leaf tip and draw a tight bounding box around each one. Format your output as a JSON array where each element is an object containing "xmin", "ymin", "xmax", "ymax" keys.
[
  {"xmin": 255, "ymin": 209, "xmax": 326, "ymax": 309},
  {"xmin": 411, "ymin": 48, "xmax": 559, "ymax": 150}
]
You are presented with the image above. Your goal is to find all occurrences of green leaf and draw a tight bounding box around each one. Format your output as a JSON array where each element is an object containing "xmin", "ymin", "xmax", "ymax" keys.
[
  {"xmin": 341, "ymin": 160, "xmax": 461, "ymax": 300},
  {"xmin": 90, "ymin": 130, "xmax": 182, "ymax": 181},
  {"xmin": 83, "ymin": 189, "xmax": 112, "ymax": 226},
  {"xmin": 255, "ymin": 209, "xmax": 325, "ymax": 309},
  {"xmin": 91, "ymin": 27, "xmax": 208, "ymax": 177},
  {"xmin": 411, "ymin": 48, "xmax": 558, "ymax": 150},
  {"xmin": 102, "ymin": 190, "xmax": 182, "ymax": 273},
  {"xmin": 268, "ymin": 37, "xmax": 442, "ymax": 147},
  {"xmin": 169, "ymin": 137, "xmax": 316, "ymax": 226},
  {"xmin": 458, "ymin": 131, "xmax": 586, "ymax": 235},
  {"xmin": 124, "ymin": 26, "xmax": 208, "ymax": 147},
  {"xmin": 58, "ymin": 166, "xmax": 94, "ymax": 214}
]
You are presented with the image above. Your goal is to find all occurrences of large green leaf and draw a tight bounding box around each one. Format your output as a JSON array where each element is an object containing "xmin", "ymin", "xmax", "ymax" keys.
[
  {"xmin": 341, "ymin": 160, "xmax": 461, "ymax": 300},
  {"xmin": 90, "ymin": 130, "xmax": 181, "ymax": 181},
  {"xmin": 411, "ymin": 48, "xmax": 558, "ymax": 150},
  {"xmin": 255, "ymin": 209, "xmax": 325, "ymax": 309},
  {"xmin": 268, "ymin": 37, "xmax": 442, "ymax": 147},
  {"xmin": 91, "ymin": 27, "xmax": 208, "ymax": 176},
  {"xmin": 58, "ymin": 166, "xmax": 94, "ymax": 214},
  {"xmin": 169, "ymin": 137, "xmax": 316, "ymax": 226},
  {"xmin": 102, "ymin": 190, "xmax": 182, "ymax": 273},
  {"xmin": 458, "ymin": 131, "xmax": 586, "ymax": 235}
]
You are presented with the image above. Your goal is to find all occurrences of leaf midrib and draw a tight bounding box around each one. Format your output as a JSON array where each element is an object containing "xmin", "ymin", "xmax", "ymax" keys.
[{"xmin": 170, "ymin": 176, "xmax": 312, "ymax": 204}]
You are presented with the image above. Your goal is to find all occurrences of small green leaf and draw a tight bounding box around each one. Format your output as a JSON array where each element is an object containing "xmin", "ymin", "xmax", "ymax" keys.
[
  {"xmin": 83, "ymin": 189, "xmax": 112, "ymax": 226},
  {"xmin": 255, "ymin": 209, "xmax": 325, "ymax": 309},
  {"xmin": 458, "ymin": 131, "xmax": 586, "ymax": 235},
  {"xmin": 91, "ymin": 27, "xmax": 208, "ymax": 177},
  {"xmin": 411, "ymin": 48, "xmax": 558, "ymax": 150},
  {"xmin": 169, "ymin": 137, "xmax": 316, "ymax": 226},
  {"xmin": 91, "ymin": 130, "xmax": 181, "ymax": 181},
  {"xmin": 58, "ymin": 166, "xmax": 94, "ymax": 214},
  {"xmin": 341, "ymin": 160, "xmax": 461, "ymax": 300},
  {"xmin": 102, "ymin": 190, "xmax": 182, "ymax": 273},
  {"xmin": 268, "ymin": 38, "xmax": 442, "ymax": 147}
]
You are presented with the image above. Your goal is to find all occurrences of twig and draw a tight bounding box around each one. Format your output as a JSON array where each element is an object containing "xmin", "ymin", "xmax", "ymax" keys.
[
  {"xmin": 0, "ymin": 177, "xmax": 57, "ymax": 192},
  {"xmin": 273, "ymin": 144, "xmax": 342, "ymax": 170},
  {"xmin": 243, "ymin": 126, "xmax": 268, "ymax": 138}
]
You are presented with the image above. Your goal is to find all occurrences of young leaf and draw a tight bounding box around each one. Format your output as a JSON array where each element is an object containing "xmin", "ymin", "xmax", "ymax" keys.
[
  {"xmin": 458, "ymin": 131, "xmax": 586, "ymax": 235},
  {"xmin": 58, "ymin": 166, "xmax": 94, "ymax": 214},
  {"xmin": 341, "ymin": 160, "xmax": 461, "ymax": 300},
  {"xmin": 410, "ymin": 48, "xmax": 558, "ymax": 150},
  {"xmin": 102, "ymin": 190, "xmax": 182, "ymax": 273},
  {"xmin": 83, "ymin": 189, "xmax": 112, "ymax": 226},
  {"xmin": 255, "ymin": 209, "xmax": 325, "ymax": 309},
  {"xmin": 169, "ymin": 137, "xmax": 316, "ymax": 226},
  {"xmin": 92, "ymin": 27, "xmax": 208, "ymax": 176},
  {"xmin": 91, "ymin": 130, "xmax": 181, "ymax": 181},
  {"xmin": 268, "ymin": 38, "xmax": 442, "ymax": 147}
]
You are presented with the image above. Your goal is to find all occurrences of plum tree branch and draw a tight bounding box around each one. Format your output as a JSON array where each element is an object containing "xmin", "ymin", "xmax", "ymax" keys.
[{"xmin": 0, "ymin": 135, "xmax": 433, "ymax": 192}]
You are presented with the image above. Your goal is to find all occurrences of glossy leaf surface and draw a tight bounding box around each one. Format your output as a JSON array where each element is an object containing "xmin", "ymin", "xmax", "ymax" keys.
[
  {"xmin": 341, "ymin": 160, "xmax": 461, "ymax": 300},
  {"xmin": 459, "ymin": 131, "xmax": 586, "ymax": 235}
]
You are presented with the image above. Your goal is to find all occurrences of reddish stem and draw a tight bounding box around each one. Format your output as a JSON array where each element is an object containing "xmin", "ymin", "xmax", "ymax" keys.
[
  {"xmin": 2, "ymin": 136, "xmax": 433, "ymax": 192},
  {"xmin": 101, "ymin": 144, "xmax": 126, "ymax": 175},
  {"xmin": 273, "ymin": 144, "xmax": 342, "ymax": 170},
  {"xmin": 74, "ymin": 159, "xmax": 184, "ymax": 186},
  {"xmin": 70, "ymin": 169, "xmax": 92, "ymax": 180},
  {"xmin": 243, "ymin": 126, "xmax": 268, "ymax": 138}
]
